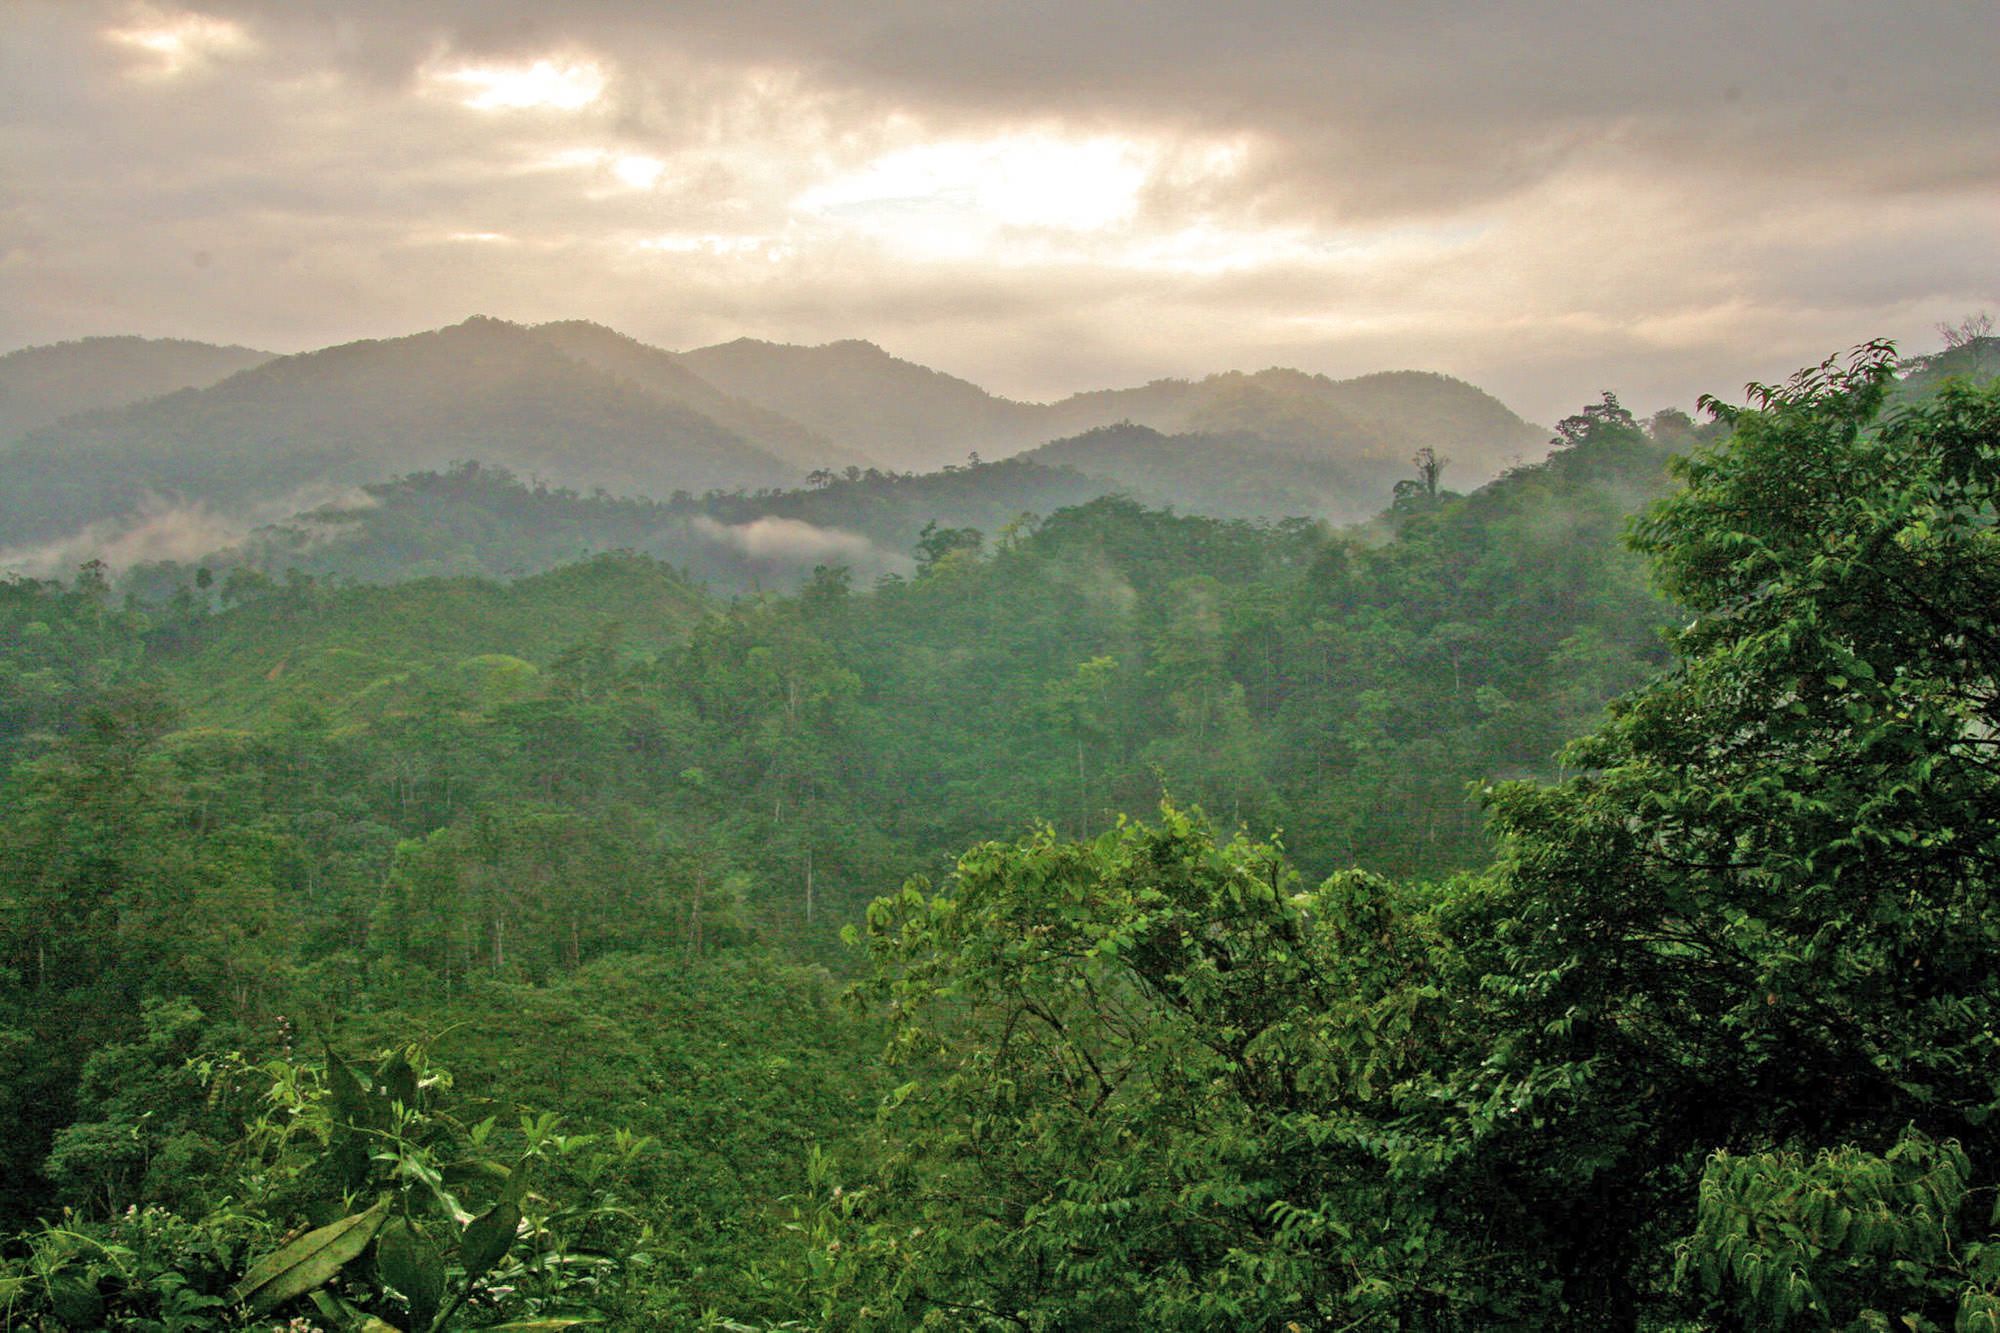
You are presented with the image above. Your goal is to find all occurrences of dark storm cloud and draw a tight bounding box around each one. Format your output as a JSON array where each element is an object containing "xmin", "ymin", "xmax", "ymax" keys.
[{"xmin": 2, "ymin": 0, "xmax": 1995, "ymax": 423}]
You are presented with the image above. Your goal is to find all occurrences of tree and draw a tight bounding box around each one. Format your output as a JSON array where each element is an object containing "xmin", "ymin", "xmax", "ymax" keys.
[
  {"xmin": 1413, "ymin": 444, "xmax": 1446, "ymax": 497},
  {"xmin": 914, "ymin": 520, "xmax": 984, "ymax": 574},
  {"xmin": 1937, "ymin": 311, "xmax": 1993, "ymax": 349},
  {"xmin": 1391, "ymin": 448, "xmax": 1449, "ymax": 515},
  {"xmin": 835, "ymin": 808, "xmax": 1473, "ymax": 1329},
  {"xmin": 1039, "ymin": 655, "xmax": 1118, "ymax": 838},
  {"xmin": 1461, "ymin": 343, "xmax": 2000, "ymax": 1323}
]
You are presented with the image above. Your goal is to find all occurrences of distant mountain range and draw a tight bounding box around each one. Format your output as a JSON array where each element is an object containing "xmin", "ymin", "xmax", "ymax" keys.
[
  {"xmin": 678, "ymin": 338, "xmax": 1549, "ymax": 477},
  {"xmin": 0, "ymin": 335, "xmax": 273, "ymax": 441},
  {"xmin": 678, "ymin": 336, "xmax": 1039, "ymax": 471},
  {"xmin": 0, "ymin": 315, "xmax": 1551, "ymax": 573}
]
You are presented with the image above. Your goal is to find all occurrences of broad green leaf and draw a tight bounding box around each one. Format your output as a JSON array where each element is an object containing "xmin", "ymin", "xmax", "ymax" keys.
[
  {"xmin": 233, "ymin": 1194, "xmax": 391, "ymax": 1314},
  {"xmin": 327, "ymin": 1043, "xmax": 367, "ymax": 1123},
  {"xmin": 504, "ymin": 1154, "xmax": 534, "ymax": 1206},
  {"xmin": 461, "ymin": 1198, "xmax": 521, "ymax": 1282},
  {"xmin": 377, "ymin": 1050, "xmax": 418, "ymax": 1109},
  {"xmin": 375, "ymin": 1216, "xmax": 446, "ymax": 1330},
  {"xmin": 310, "ymin": 1287, "xmax": 404, "ymax": 1332},
  {"xmin": 328, "ymin": 1045, "xmax": 375, "ymax": 1186}
]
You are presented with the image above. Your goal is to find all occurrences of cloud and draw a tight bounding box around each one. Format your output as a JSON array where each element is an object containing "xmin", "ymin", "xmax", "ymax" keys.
[
  {"xmin": 0, "ymin": 482, "xmax": 381, "ymax": 578},
  {"xmin": 422, "ymin": 53, "xmax": 607, "ymax": 111},
  {"xmin": 0, "ymin": 2, "xmax": 1994, "ymax": 424},
  {"xmin": 0, "ymin": 495, "xmax": 251, "ymax": 576},
  {"xmin": 104, "ymin": 4, "xmax": 254, "ymax": 79},
  {"xmin": 688, "ymin": 514, "xmax": 905, "ymax": 573}
]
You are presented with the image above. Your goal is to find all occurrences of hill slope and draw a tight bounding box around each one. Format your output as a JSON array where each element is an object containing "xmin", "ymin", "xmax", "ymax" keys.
[
  {"xmin": 141, "ymin": 456, "xmax": 1122, "ymax": 596},
  {"xmin": 527, "ymin": 321, "xmax": 867, "ymax": 472},
  {"xmin": 1040, "ymin": 367, "xmax": 1547, "ymax": 482},
  {"xmin": 681, "ymin": 339, "xmax": 1548, "ymax": 485},
  {"xmin": 1022, "ymin": 423, "xmax": 1383, "ymax": 521},
  {"xmin": 0, "ymin": 335, "xmax": 274, "ymax": 441},
  {"xmin": 678, "ymin": 337, "xmax": 1044, "ymax": 471},
  {"xmin": 0, "ymin": 318, "xmax": 812, "ymax": 552},
  {"xmin": 157, "ymin": 550, "xmax": 708, "ymax": 725}
]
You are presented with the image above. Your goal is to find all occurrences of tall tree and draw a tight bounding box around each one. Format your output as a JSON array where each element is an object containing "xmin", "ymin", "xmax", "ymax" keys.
[{"xmin": 1460, "ymin": 344, "xmax": 2000, "ymax": 1323}]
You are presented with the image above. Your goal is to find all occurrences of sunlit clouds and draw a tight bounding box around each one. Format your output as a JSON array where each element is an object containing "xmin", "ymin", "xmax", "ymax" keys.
[
  {"xmin": 424, "ymin": 55, "xmax": 608, "ymax": 112},
  {"xmin": 799, "ymin": 135, "xmax": 1153, "ymax": 237},
  {"xmin": 103, "ymin": 5, "xmax": 252, "ymax": 78},
  {"xmin": 610, "ymin": 155, "xmax": 668, "ymax": 190},
  {"xmin": 6, "ymin": 2, "xmax": 1996, "ymax": 423}
]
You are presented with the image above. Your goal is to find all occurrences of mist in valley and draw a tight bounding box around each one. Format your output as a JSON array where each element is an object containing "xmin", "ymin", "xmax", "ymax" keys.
[{"xmin": 1, "ymin": 4, "xmax": 1996, "ymax": 1329}]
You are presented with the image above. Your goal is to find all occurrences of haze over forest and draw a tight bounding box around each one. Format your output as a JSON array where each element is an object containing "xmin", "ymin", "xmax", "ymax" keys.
[{"xmin": 2, "ymin": 4, "xmax": 1999, "ymax": 1331}]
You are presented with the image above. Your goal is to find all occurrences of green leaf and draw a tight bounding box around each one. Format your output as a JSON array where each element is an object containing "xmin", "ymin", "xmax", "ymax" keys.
[
  {"xmin": 328, "ymin": 1045, "xmax": 375, "ymax": 1186},
  {"xmin": 327, "ymin": 1044, "xmax": 367, "ymax": 1121},
  {"xmin": 478, "ymin": 1322, "xmax": 599, "ymax": 1330},
  {"xmin": 503, "ymin": 1154, "xmax": 534, "ymax": 1206},
  {"xmin": 377, "ymin": 1050, "xmax": 418, "ymax": 1109},
  {"xmin": 331, "ymin": 1127, "xmax": 371, "ymax": 1191},
  {"xmin": 233, "ymin": 1194, "xmax": 392, "ymax": 1314},
  {"xmin": 460, "ymin": 1198, "xmax": 521, "ymax": 1282},
  {"xmin": 375, "ymin": 1216, "xmax": 446, "ymax": 1330},
  {"xmin": 310, "ymin": 1287, "xmax": 405, "ymax": 1332},
  {"xmin": 440, "ymin": 1157, "xmax": 512, "ymax": 1190}
]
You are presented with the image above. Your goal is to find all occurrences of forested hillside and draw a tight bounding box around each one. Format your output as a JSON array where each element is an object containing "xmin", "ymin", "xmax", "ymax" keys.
[
  {"xmin": 677, "ymin": 337, "xmax": 1041, "ymax": 473},
  {"xmin": 0, "ymin": 343, "xmax": 1996, "ymax": 1329},
  {"xmin": 0, "ymin": 337, "xmax": 274, "ymax": 443},
  {"xmin": 123, "ymin": 456, "xmax": 1122, "ymax": 596},
  {"xmin": 0, "ymin": 319, "xmax": 810, "ymax": 550},
  {"xmin": 0, "ymin": 318, "xmax": 1550, "ymax": 580}
]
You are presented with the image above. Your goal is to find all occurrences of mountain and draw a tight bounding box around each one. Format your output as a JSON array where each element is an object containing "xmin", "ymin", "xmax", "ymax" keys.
[
  {"xmin": 677, "ymin": 337, "xmax": 1045, "ymax": 471},
  {"xmin": 1039, "ymin": 367, "xmax": 1548, "ymax": 484},
  {"xmin": 0, "ymin": 317, "xmax": 820, "ymax": 553},
  {"xmin": 0, "ymin": 335, "xmax": 273, "ymax": 441},
  {"xmin": 0, "ymin": 317, "xmax": 1552, "ymax": 573},
  {"xmin": 525, "ymin": 320, "xmax": 867, "ymax": 472},
  {"xmin": 1021, "ymin": 422, "xmax": 1384, "ymax": 522},
  {"xmin": 679, "ymin": 338, "xmax": 1548, "ymax": 486}
]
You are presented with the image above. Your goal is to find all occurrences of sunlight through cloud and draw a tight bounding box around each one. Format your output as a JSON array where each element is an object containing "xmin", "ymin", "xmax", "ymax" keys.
[
  {"xmin": 428, "ymin": 56, "xmax": 607, "ymax": 112},
  {"xmin": 798, "ymin": 135, "xmax": 1154, "ymax": 238},
  {"xmin": 611, "ymin": 155, "xmax": 667, "ymax": 190},
  {"xmin": 103, "ymin": 7, "xmax": 253, "ymax": 79},
  {"xmin": 635, "ymin": 234, "xmax": 775, "ymax": 259}
]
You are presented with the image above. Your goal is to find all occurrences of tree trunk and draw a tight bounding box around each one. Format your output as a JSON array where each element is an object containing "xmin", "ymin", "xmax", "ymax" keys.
[{"xmin": 1077, "ymin": 737, "xmax": 1088, "ymax": 840}]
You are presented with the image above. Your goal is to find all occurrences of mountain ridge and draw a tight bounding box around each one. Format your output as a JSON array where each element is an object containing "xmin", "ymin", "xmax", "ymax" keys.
[
  {"xmin": 0, "ymin": 335, "xmax": 275, "ymax": 442},
  {"xmin": 0, "ymin": 315, "xmax": 1554, "ymax": 571},
  {"xmin": 0, "ymin": 317, "xmax": 807, "ymax": 551}
]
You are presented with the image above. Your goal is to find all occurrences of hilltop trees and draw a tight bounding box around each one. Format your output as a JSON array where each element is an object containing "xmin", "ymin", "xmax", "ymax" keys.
[
  {"xmin": 1456, "ymin": 343, "xmax": 2000, "ymax": 1324},
  {"xmin": 823, "ymin": 347, "xmax": 2000, "ymax": 1326}
]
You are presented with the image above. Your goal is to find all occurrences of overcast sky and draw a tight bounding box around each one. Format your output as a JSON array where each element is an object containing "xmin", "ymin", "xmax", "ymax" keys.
[{"xmin": 3, "ymin": 1, "xmax": 1995, "ymax": 424}]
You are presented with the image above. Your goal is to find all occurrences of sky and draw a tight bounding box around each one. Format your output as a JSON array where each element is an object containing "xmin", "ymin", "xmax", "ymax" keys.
[{"xmin": 2, "ymin": 1, "xmax": 1996, "ymax": 425}]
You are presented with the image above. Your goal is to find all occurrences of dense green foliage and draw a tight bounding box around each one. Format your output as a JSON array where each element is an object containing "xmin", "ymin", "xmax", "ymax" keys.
[
  {"xmin": 798, "ymin": 346, "xmax": 2000, "ymax": 1328},
  {"xmin": 130, "ymin": 456, "xmax": 1120, "ymax": 596},
  {"xmin": 1, "ymin": 341, "xmax": 1994, "ymax": 1327}
]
